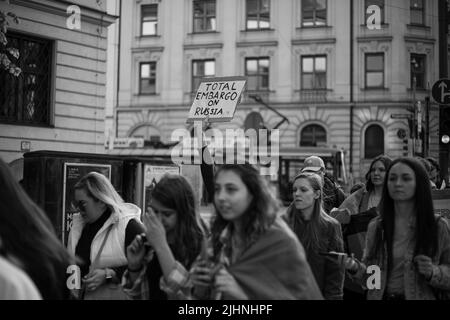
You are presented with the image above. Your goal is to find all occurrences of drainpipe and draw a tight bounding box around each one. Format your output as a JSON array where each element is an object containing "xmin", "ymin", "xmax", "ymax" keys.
[
  {"xmin": 349, "ymin": 0, "xmax": 354, "ymax": 180},
  {"xmin": 115, "ymin": 0, "xmax": 122, "ymax": 138}
]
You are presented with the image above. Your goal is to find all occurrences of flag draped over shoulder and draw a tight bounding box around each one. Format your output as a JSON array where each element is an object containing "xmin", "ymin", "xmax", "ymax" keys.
[{"xmin": 227, "ymin": 217, "xmax": 323, "ymax": 300}]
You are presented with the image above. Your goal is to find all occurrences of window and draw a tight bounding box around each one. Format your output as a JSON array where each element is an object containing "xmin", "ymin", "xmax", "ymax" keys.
[
  {"xmin": 411, "ymin": 54, "xmax": 426, "ymax": 89},
  {"xmin": 364, "ymin": 124, "xmax": 384, "ymax": 158},
  {"xmin": 301, "ymin": 55, "xmax": 326, "ymax": 89},
  {"xmin": 193, "ymin": 0, "xmax": 216, "ymax": 32},
  {"xmin": 365, "ymin": 53, "xmax": 384, "ymax": 88},
  {"xmin": 246, "ymin": 0, "xmax": 270, "ymax": 29},
  {"xmin": 365, "ymin": 0, "xmax": 384, "ymax": 25},
  {"xmin": 245, "ymin": 57, "xmax": 269, "ymax": 91},
  {"xmin": 192, "ymin": 60, "xmax": 215, "ymax": 92},
  {"xmin": 410, "ymin": 0, "xmax": 424, "ymax": 25},
  {"xmin": 141, "ymin": 4, "xmax": 158, "ymax": 36},
  {"xmin": 302, "ymin": 0, "xmax": 327, "ymax": 27},
  {"xmin": 140, "ymin": 62, "xmax": 156, "ymax": 94},
  {"xmin": 0, "ymin": 32, "xmax": 53, "ymax": 126},
  {"xmin": 300, "ymin": 124, "xmax": 327, "ymax": 147}
]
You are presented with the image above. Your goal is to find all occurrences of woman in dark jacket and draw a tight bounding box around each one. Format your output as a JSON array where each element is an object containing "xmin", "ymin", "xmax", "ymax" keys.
[{"xmin": 286, "ymin": 171, "xmax": 345, "ymax": 299}]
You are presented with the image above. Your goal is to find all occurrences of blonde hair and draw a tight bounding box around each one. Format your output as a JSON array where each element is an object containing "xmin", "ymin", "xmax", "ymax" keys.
[
  {"xmin": 74, "ymin": 172, "xmax": 125, "ymax": 215},
  {"xmin": 290, "ymin": 172, "xmax": 338, "ymax": 252}
]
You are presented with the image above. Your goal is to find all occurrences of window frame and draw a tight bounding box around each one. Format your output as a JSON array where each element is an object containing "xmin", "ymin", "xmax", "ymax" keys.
[
  {"xmin": 300, "ymin": 55, "xmax": 327, "ymax": 90},
  {"xmin": 365, "ymin": 53, "xmax": 385, "ymax": 89},
  {"xmin": 365, "ymin": 0, "xmax": 384, "ymax": 25},
  {"xmin": 410, "ymin": 0, "xmax": 425, "ymax": 26},
  {"xmin": 364, "ymin": 124, "xmax": 384, "ymax": 159},
  {"xmin": 301, "ymin": 0, "xmax": 327, "ymax": 27},
  {"xmin": 300, "ymin": 124, "xmax": 327, "ymax": 147},
  {"xmin": 141, "ymin": 4, "xmax": 158, "ymax": 36},
  {"xmin": 139, "ymin": 61, "xmax": 157, "ymax": 95},
  {"xmin": 191, "ymin": 59, "xmax": 216, "ymax": 92},
  {"xmin": 193, "ymin": 0, "xmax": 217, "ymax": 33},
  {"xmin": 246, "ymin": 0, "xmax": 271, "ymax": 30},
  {"xmin": 245, "ymin": 57, "xmax": 270, "ymax": 91},
  {"xmin": 410, "ymin": 53, "xmax": 426, "ymax": 90},
  {"xmin": 0, "ymin": 32, "xmax": 53, "ymax": 127}
]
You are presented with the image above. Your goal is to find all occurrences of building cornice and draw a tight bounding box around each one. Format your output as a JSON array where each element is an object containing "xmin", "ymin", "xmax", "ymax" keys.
[
  {"xmin": 183, "ymin": 43, "xmax": 223, "ymax": 50},
  {"xmin": 291, "ymin": 38, "xmax": 336, "ymax": 45},
  {"xmin": 236, "ymin": 40, "xmax": 278, "ymax": 47},
  {"xmin": 404, "ymin": 36, "xmax": 436, "ymax": 44},
  {"xmin": 356, "ymin": 36, "xmax": 393, "ymax": 42},
  {"xmin": 131, "ymin": 46, "xmax": 165, "ymax": 53},
  {"xmin": 10, "ymin": 0, "xmax": 118, "ymax": 27}
]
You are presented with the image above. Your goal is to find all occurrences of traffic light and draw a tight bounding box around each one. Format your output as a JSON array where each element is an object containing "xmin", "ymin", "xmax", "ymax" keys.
[
  {"xmin": 440, "ymin": 105, "xmax": 450, "ymax": 145},
  {"xmin": 402, "ymin": 138, "xmax": 409, "ymax": 157}
]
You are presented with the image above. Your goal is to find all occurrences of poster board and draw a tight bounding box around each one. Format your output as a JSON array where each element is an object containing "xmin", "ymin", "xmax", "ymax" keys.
[
  {"xmin": 143, "ymin": 164, "xmax": 180, "ymax": 214},
  {"xmin": 432, "ymin": 189, "xmax": 450, "ymax": 221},
  {"xmin": 187, "ymin": 76, "xmax": 246, "ymax": 123},
  {"xmin": 62, "ymin": 163, "xmax": 111, "ymax": 246}
]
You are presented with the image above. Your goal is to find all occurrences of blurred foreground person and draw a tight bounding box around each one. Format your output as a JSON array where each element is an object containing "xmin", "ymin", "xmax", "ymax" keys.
[
  {"xmin": 286, "ymin": 172, "xmax": 344, "ymax": 299},
  {"xmin": 68, "ymin": 172, "xmax": 144, "ymax": 299},
  {"xmin": 190, "ymin": 164, "xmax": 323, "ymax": 300},
  {"xmin": 0, "ymin": 254, "xmax": 41, "ymax": 300},
  {"xmin": 0, "ymin": 159, "xmax": 73, "ymax": 299},
  {"xmin": 123, "ymin": 174, "xmax": 207, "ymax": 299},
  {"xmin": 345, "ymin": 157, "xmax": 450, "ymax": 300}
]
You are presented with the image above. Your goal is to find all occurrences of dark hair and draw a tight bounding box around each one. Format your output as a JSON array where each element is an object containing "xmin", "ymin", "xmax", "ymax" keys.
[
  {"xmin": 415, "ymin": 156, "xmax": 433, "ymax": 177},
  {"xmin": 365, "ymin": 155, "xmax": 393, "ymax": 192},
  {"xmin": 368, "ymin": 157, "xmax": 438, "ymax": 267},
  {"xmin": 0, "ymin": 159, "xmax": 74, "ymax": 299},
  {"xmin": 151, "ymin": 174, "xmax": 205, "ymax": 268},
  {"xmin": 426, "ymin": 157, "xmax": 440, "ymax": 172},
  {"xmin": 211, "ymin": 164, "xmax": 278, "ymax": 259}
]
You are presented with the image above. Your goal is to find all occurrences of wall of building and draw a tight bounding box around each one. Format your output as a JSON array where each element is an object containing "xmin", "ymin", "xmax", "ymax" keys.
[
  {"xmin": 0, "ymin": 0, "xmax": 116, "ymax": 164},
  {"xmin": 115, "ymin": 0, "xmax": 444, "ymax": 183}
]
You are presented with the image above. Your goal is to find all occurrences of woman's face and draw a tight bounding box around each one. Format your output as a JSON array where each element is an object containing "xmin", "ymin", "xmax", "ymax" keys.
[
  {"xmin": 370, "ymin": 160, "xmax": 387, "ymax": 187},
  {"xmin": 292, "ymin": 178, "xmax": 320, "ymax": 211},
  {"xmin": 387, "ymin": 163, "xmax": 416, "ymax": 202},
  {"xmin": 149, "ymin": 198, "xmax": 178, "ymax": 235},
  {"xmin": 74, "ymin": 188, "xmax": 105, "ymax": 224},
  {"xmin": 214, "ymin": 170, "xmax": 253, "ymax": 222}
]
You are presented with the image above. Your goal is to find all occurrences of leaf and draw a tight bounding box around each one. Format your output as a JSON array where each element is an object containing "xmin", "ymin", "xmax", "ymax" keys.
[
  {"xmin": 0, "ymin": 32, "xmax": 7, "ymax": 45},
  {"xmin": 7, "ymin": 47, "xmax": 19, "ymax": 59},
  {"xmin": 0, "ymin": 52, "xmax": 11, "ymax": 68}
]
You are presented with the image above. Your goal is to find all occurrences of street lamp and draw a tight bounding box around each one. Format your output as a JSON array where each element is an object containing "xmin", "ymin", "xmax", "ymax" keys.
[{"xmin": 411, "ymin": 58, "xmax": 418, "ymax": 156}]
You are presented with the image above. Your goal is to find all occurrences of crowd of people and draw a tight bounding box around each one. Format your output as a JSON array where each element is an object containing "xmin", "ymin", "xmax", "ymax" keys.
[{"xmin": 0, "ymin": 150, "xmax": 449, "ymax": 300}]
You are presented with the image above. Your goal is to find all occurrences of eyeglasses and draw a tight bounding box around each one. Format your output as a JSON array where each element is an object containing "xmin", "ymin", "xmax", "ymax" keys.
[{"xmin": 73, "ymin": 201, "xmax": 87, "ymax": 212}]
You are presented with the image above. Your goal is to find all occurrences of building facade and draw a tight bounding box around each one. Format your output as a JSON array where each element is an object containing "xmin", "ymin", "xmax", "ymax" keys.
[
  {"xmin": 0, "ymin": 0, "xmax": 117, "ymax": 172},
  {"xmin": 115, "ymin": 0, "xmax": 445, "ymax": 183}
]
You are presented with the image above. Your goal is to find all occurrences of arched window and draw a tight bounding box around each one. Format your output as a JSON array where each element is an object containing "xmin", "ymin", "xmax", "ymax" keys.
[
  {"xmin": 244, "ymin": 112, "xmax": 265, "ymax": 130},
  {"xmin": 130, "ymin": 124, "xmax": 160, "ymax": 142},
  {"xmin": 364, "ymin": 124, "xmax": 384, "ymax": 158},
  {"xmin": 300, "ymin": 124, "xmax": 326, "ymax": 146}
]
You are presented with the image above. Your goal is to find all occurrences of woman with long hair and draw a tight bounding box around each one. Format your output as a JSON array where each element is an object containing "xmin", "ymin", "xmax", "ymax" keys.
[
  {"xmin": 333, "ymin": 155, "xmax": 392, "ymax": 299},
  {"xmin": 346, "ymin": 157, "xmax": 450, "ymax": 300},
  {"xmin": 68, "ymin": 172, "xmax": 145, "ymax": 299},
  {"xmin": 190, "ymin": 164, "xmax": 322, "ymax": 300},
  {"xmin": 0, "ymin": 159, "xmax": 73, "ymax": 299},
  {"xmin": 123, "ymin": 174, "xmax": 206, "ymax": 299},
  {"xmin": 285, "ymin": 172, "xmax": 345, "ymax": 299}
]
